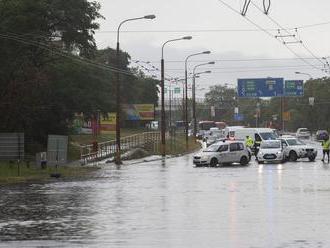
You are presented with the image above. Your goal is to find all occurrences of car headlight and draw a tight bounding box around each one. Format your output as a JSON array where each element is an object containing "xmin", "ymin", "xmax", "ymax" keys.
[
  {"xmin": 259, "ymin": 152, "xmax": 263, "ymax": 156},
  {"xmin": 277, "ymin": 151, "xmax": 282, "ymax": 155}
]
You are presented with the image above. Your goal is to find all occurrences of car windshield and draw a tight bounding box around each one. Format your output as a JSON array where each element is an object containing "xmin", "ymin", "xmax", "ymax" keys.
[
  {"xmin": 261, "ymin": 141, "xmax": 281, "ymax": 149},
  {"xmin": 286, "ymin": 139, "xmax": 305, "ymax": 146},
  {"xmin": 299, "ymin": 128, "xmax": 309, "ymax": 133},
  {"xmin": 260, "ymin": 132, "xmax": 277, "ymax": 140},
  {"xmin": 204, "ymin": 144, "xmax": 219, "ymax": 152}
]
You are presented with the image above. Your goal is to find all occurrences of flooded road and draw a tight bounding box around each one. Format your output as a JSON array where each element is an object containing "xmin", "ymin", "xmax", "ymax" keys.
[{"xmin": 1, "ymin": 144, "xmax": 330, "ymax": 247}]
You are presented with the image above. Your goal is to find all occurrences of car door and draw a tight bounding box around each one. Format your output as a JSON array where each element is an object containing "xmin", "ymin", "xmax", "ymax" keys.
[
  {"xmin": 229, "ymin": 143, "xmax": 240, "ymax": 162},
  {"xmin": 216, "ymin": 144, "xmax": 229, "ymax": 163},
  {"xmin": 280, "ymin": 139, "xmax": 289, "ymax": 157}
]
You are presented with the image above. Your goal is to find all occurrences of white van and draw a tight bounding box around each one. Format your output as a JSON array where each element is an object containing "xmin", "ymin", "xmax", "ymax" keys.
[
  {"xmin": 223, "ymin": 126, "xmax": 245, "ymax": 139},
  {"xmin": 233, "ymin": 128, "xmax": 278, "ymax": 142}
]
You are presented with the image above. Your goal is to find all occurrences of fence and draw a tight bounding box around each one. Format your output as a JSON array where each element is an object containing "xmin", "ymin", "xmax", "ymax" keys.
[{"xmin": 80, "ymin": 132, "xmax": 161, "ymax": 164}]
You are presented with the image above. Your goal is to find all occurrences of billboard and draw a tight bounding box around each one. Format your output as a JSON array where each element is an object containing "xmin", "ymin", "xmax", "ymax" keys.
[
  {"xmin": 237, "ymin": 78, "xmax": 284, "ymax": 97},
  {"xmin": 284, "ymin": 80, "xmax": 304, "ymax": 97},
  {"xmin": 124, "ymin": 104, "xmax": 155, "ymax": 121},
  {"xmin": 100, "ymin": 113, "xmax": 116, "ymax": 134}
]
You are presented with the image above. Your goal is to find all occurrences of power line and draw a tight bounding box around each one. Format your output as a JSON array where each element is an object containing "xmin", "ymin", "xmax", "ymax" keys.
[
  {"xmin": 95, "ymin": 21, "xmax": 330, "ymax": 34},
  {"xmin": 250, "ymin": 1, "xmax": 327, "ymax": 69},
  {"xmin": 217, "ymin": 0, "xmax": 327, "ymax": 74},
  {"xmin": 164, "ymin": 64, "xmax": 323, "ymax": 71},
  {"xmin": 0, "ymin": 32, "xmax": 135, "ymax": 77},
  {"xmin": 137, "ymin": 57, "xmax": 324, "ymax": 64}
]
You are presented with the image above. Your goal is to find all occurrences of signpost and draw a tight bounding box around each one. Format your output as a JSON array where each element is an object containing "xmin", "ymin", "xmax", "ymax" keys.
[
  {"xmin": 237, "ymin": 77, "xmax": 304, "ymax": 130},
  {"xmin": 237, "ymin": 78, "xmax": 284, "ymax": 98},
  {"xmin": 284, "ymin": 80, "xmax": 304, "ymax": 96}
]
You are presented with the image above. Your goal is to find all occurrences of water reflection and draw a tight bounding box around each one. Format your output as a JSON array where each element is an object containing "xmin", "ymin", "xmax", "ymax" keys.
[{"xmin": 1, "ymin": 155, "xmax": 330, "ymax": 247}]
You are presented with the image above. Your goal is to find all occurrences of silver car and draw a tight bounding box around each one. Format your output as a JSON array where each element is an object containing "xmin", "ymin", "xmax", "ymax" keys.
[
  {"xmin": 193, "ymin": 140, "xmax": 251, "ymax": 167},
  {"xmin": 257, "ymin": 140, "xmax": 284, "ymax": 164}
]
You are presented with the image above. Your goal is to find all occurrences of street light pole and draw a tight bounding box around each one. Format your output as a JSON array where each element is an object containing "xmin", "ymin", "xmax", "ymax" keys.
[
  {"xmin": 161, "ymin": 36, "xmax": 192, "ymax": 157},
  {"xmin": 115, "ymin": 15, "xmax": 155, "ymax": 165},
  {"xmin": 192, "ymin": 62, "xmax": 215, "ymax": 139},
  {"xmin": 184, "ymin": 51, "xmax": 211, "ymax": 150}
]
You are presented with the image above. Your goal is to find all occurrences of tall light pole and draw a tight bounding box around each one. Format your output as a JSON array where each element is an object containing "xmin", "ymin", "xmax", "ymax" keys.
[
  {"xmin": 115, "ymin": 15, "xmax": 156, "ymax": 165},
  {"xmin": 161, "ymin": 36, "xmax": 192, "ymax": 157},
  {"xmin": 192, "ymin": 62, "xmax": 215, "ymax": 138},
  {"xmin": 295, "ymin": 71, "xmax": 315, "ymax": 131},
  {"xmin": 184, "ymin": 51, "xmax": 211, "ymax": 149}
]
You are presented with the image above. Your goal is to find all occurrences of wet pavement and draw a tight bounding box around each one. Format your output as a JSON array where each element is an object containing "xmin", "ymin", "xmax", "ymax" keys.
[{"xmin": 1, "ymin": 141, "xmax": 330, "ymax": 247}]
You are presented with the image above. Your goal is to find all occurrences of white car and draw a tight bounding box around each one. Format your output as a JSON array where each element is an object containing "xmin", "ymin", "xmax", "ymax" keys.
[
  {"xmin": 296, "ymin": 128, "xmax": 311, "ymax": 139},
  {"xmin": 280, "ymin": 136, "xmax": 317, "ymax": 162},
  {"xmin": 257, "ymin": 140, "xmax": 284, "ymax": 164},
  {"xmin": 193, "ymin": 140, "xmax": 251, "ymax": 167}
]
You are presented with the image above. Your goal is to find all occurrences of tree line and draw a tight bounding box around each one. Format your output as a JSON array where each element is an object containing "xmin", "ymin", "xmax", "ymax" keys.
[
  {"xmin": 204, "ymin": 78, "xmax": 330, "ymax": 132},
  {"xmin": 0, "ymin": 0, "xmax": 158, "ymax": 147}
]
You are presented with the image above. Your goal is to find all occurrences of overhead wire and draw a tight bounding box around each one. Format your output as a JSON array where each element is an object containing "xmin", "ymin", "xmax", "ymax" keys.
[
  {"xmin": 217, "ymin": 0, "xmax": 326, "ymax": 74},
  {"xmin": 250, "ymin": 1, "xmax": 327, "ymax": 69},
  {"xmin": 95, "ymin": 21, "xmax": 330, "ymax": 34},
  {"xmin": 0, "ymin": 32, "xmax": 135, "ymax": 77}
]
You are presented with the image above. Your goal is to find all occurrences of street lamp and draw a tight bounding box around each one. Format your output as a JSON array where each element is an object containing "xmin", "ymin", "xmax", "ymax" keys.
[
  {"xmin": 192, "ymin": 62, "xmax": 215, "ymax": 138},
  {"xmin": 184, "ymin": 51, "xmax": 211, "ymax": 149},
  {"xmin": 161, "ymin": 36, "xmax": 192, "ymax": 157},
  {"xmin": 115, "ymin": 15, "xmax": 156, "ymax": 165}
]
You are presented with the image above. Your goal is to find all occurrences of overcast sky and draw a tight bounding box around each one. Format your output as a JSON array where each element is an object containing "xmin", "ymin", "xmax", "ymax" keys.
[{"xmin": 94, "ymin": 0, "xmax": 330, "ymax": 97}]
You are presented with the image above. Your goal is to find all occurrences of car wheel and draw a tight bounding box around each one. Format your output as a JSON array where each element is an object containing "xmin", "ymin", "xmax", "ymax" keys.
[
  {"xmin": 240, "ymin": 156, "xmax": 248, "ymax": 166},
  {"xmin": 308, "ymin": 155, "xmax": 316, "ymax": 162},
  {"xmin": 289, "ymin": 151, "xmax": 298, "ymax": 162},
  {"xmin": 210, "ymin": 158, "xmax": 218, "ymax": 167}
]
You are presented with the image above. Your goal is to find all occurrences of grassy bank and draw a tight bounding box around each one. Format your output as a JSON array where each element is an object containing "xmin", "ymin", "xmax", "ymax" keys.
[
  {"xmin": 0, "ymin": 162, "xmax": 99, "ymax": 185},
  {"xmin": 163, "ymin": 136, "xmax": 202, "ymax": 156}
]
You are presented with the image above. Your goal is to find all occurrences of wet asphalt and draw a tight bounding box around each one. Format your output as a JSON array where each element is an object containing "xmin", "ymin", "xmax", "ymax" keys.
[{"xmin": 0, "ymin": 140, "xmax": 330, "ymax": 248}]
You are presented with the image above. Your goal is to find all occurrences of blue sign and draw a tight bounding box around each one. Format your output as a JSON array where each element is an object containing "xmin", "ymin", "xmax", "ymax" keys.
[
  {"xmin": 234, "ymin": 113, "xmax": 244, "ymax": 121},
  {"xmin": 284, "ymin": 80, "xmax": 304, "ymax": 97},
  {"xmin": 237, "ymin": 78, "xmax": 284, "ymax": 97}
]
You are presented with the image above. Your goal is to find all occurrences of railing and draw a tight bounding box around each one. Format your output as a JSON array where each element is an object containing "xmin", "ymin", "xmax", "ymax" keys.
[{"xmin": 80, "ymin": 132, "xmax": 161, "ymax": 164}]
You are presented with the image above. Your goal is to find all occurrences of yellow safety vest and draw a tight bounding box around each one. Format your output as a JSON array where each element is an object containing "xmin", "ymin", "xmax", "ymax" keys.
[
  {"xmin": 246, "ymin": 137, "xmax": 254, "ymax": 148},
  {"xmin": 322, "ymin": 140, "xmax": 330, "ymax": 150}
]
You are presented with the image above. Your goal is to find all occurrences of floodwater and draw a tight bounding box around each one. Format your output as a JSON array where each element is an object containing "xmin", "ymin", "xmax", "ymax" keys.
[{"xmin": 1, "ymin": 142, "xmax": 330, "ymax": 247}]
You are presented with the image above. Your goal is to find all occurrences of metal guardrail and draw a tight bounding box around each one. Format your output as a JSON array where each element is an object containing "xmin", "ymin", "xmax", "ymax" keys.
[{"xmin": 80, "ymin": 132, "xmax": 161, "ymax": 164}]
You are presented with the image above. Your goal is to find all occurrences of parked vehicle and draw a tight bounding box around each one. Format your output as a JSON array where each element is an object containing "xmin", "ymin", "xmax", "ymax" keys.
[
  {"xmin": 257, "ymin": 140, "xmax": 284, "ymax": 164},
  {"xmin": 196, "ymin": 121, "xmax": 216, "ymax": 139},
  {"xmin": 223, "ymin": 126, "xmax": 245, "ymax": 139},
  {"xmin": 280, "ymin": 135, "xmax": 317, "ymax": 162},
  {"xmin": 205, "ymin": 128, "xmax": 225, "ymax": 147},
  {"xmin": 215, "ymin": 121, "xmax": 227, "ymax": 130},
  {"xmin": 296, "ymin": 128, "xmax": 311, "ymax": 139},
  {"xmin": 316, "ymin": 130, "xmax": 329, "ymax": 141},
  {"xmin": 193, "ymin": 140, "xmax": 251, "ymax": 167}
]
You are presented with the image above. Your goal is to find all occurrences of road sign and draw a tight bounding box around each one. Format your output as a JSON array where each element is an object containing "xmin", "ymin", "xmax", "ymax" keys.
[
  {"xmin": 284, "ymin": 80, "xmax": 304, "ymax": 96},
  {"xmin": 237, "ymin": 78, "xmax": 284, "ymax": 97}
]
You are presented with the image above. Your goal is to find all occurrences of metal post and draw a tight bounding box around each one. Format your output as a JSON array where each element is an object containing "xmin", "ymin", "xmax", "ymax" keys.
[
  {"xmin": 185, "ymin": 66, "xmax": 189, "ymax": 150},
  {"xmin": 192, "ymin": 74, "xmax": 197, "ymax": 139},
  {"xmin": 161, "ymin": 58, "xmax": 166, "ymax": 156},
  {"xmin": 115, "ymin": 41, "xmax": 122, "ymax": 165}
]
